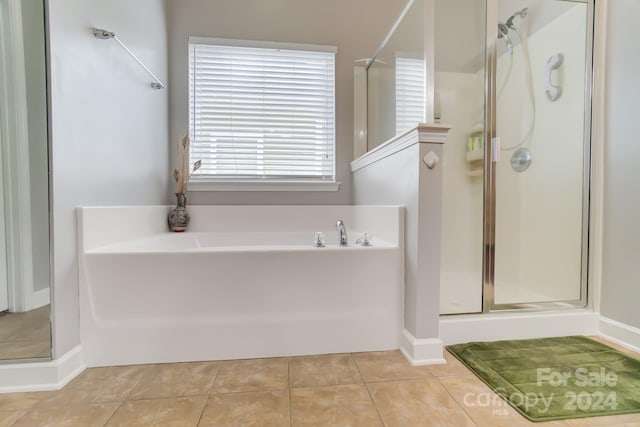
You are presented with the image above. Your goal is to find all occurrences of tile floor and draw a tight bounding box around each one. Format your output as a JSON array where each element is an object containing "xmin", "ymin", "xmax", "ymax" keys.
[
  {"xmin": 0, "ymin": 306, "xmax": 51, "ymax": 360},
  {"xmin": 0, "ymin": 337, "xmax": 639, "ymax": 426}
]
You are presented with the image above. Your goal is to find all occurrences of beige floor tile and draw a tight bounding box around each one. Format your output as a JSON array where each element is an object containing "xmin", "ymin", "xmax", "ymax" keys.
[
  {"xmin": 0, "ymin": 306, "xmax": 50, "ymax": 342},
  {"xmin": 66, "ymin": 365, "xmax": 148, "ymax": 388},
  {"xmin": 290, "ymin": 384, "xmax": 382, "ymax": 426},
  {"xmin": 41, "ymin": 366, "xmax": 146, "ymax": 406},
  {"xmin": 12, "ymin": 402, "xmax": 119, "ymax": 427},
  {"xmin": 211, "ymin": 358, "xmax": 288, "ymax": 394},
  {"xmin": 0, "ymin": 305, "xmax": 51, "ymax": 360},
  {"xmin": 565, "ymin": 413, "xmax": 640, "ymax": 427},
  {"xmin": 290, "ymin": 353, "xmax": 362, "ymax": 388},
  {"xmin": 0, "ymin": 341, "xmax": 50, "ymax": 360},
  {"xmin": 368, "ymin": 378, "xmax": 475, "ymax": 427},
  {"xmin": 106, "ymin": 396, "xmax": 206, "ymax": 427},
  {"xmin": 420, "ymin": 351, "xmax": 472, "ymax": 378},
  {"xmin": 199, "ymin": 390, "xmax": 289, "ymax": 427},
  {"xmin": 352, "ymin": 350, "xmax": 427, "ymax": 382},
  {"xmin": 0, "ymin": 391, "xmax": 54, "ymax": 411},
  {"xmin": 438, "ymin": 374, "xmax": 568, "ymax": 427},
  {"xmin": 584, "ymin": 423, "xmax": 640, "ymax": 427},
  {"xmin": 0, "ymin": 410, "xmax": 27, "ymax": 427},
  {"xmin": 128, "ymin": 362, "xmax": 218, "ymax": 399}
]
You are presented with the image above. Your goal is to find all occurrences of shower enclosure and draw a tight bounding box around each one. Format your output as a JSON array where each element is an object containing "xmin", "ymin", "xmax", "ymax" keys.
[{"xmin": 438, "ymin": 0, "xmax": 593, "ymax": 314}]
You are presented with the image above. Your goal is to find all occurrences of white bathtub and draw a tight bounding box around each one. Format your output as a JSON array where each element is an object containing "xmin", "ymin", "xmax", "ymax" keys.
[{"xmin": 78, "ymin": 206, "xmax": 404, "ymax": 367}]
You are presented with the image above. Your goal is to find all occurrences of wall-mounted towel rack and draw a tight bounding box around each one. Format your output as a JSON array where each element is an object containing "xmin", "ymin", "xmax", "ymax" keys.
[{"xmin": 92, "ymin": 28, "xmax": 166, "ymax": 90}]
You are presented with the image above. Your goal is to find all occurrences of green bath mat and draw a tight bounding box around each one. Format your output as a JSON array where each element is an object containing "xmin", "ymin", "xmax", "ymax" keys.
[{"xmin": 448, "ymin": 336, "xmax": 640, "ymax": 422}]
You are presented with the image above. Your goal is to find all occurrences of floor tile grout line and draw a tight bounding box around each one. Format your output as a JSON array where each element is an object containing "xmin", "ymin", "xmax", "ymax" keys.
[
  {"xmin": 351, "ymin": 353, "xmax": 386, "ymax": 427},
  {"xmin": 434, "ymin": 375, "xmax": 481, "ymax": 427},
  {"xmin": 122, "ymin": 368, "xmax": 150, "ymax": 402},
  {"xmin": 100, "ymin": 399, "xmax": 126, "ymax": 427},
  {"xmin": 209, "ymin": 360, "xmax": 227, "ymax": 394},
  {"xmin": 126, "ymin": 393, "xmax": 210, "ymax": 402},
  {"xmin": 363, "ymin": 383, "xmax": 388, "ymax": 426},
  {"xmin": 194, "ymin": 396, "xmax": 209, "ymax": 427},
  {"xmin": 7, "ymin": 407, "xmax": 32, "ymax": 427},
  {"xmin": 288, "ymin": 355, "xmax": 365, "ymax": 389},
  {"xmin": 208, "ymin": 387, "xmax": 290, "ymax": 396},
  {"xmin": 205, "ymin": 365, "xmax": 220, "ymax": 395},
  {"xmin": 289, "ymin": 379, "xmax": 366, "ymax": 391},
  {"xmin": 37, "ymin": 398, "xmax": 126, "ymax": 408},
  {"xmin": 34, "ymin": 393, "xmax": 213, "ymax": 408}
]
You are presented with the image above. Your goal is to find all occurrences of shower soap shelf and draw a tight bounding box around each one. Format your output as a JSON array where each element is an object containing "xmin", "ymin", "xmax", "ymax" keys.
[
  {"xmin": 466, "ymin": 123, "xmax": 484, "ymax": 177},
  {"xmin": 466, "ymin": 150, "xmax": 484, "ymax": 163}
]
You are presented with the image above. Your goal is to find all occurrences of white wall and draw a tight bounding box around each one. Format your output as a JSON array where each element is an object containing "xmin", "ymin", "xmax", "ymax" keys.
[
  {"xmin": 165, "ymin": 0, "xmax": 405, "ymax": 205},
  {"xmin": 48, "ymin": 0, "xmax": 169, "ymax": 356},
  {"xmin": 352, "ymin": 126, "xmax": 448, "ymax": 342},
  {"xmin": 600, "ymin": 0, "xmax": 640, "ymax": 329},
  {"xmin": 498, "ymin": 0, "xmax": 577, "ymax": 40},
  {"xmin": 434, "ymin": 0, "xmax": 484, "ymax": 73},
  {"xmin": 22, "ymin": 0, "xmax": 49, "ymax": 295}
]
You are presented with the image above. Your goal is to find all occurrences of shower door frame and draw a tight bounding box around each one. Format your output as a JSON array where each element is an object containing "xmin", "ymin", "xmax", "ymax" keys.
[{"xmin": 482, "ymin": 0, "xmax": 594, "ymax": 313}]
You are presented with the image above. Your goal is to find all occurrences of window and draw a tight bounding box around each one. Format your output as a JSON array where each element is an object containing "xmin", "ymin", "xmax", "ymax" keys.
[
  {"xmin": 395, "ymin": 56, "xmax": 426, "ymax": 135},
  {"xmin": 188, "ymin": 37, "xmax": 337, "ymax": 190}
]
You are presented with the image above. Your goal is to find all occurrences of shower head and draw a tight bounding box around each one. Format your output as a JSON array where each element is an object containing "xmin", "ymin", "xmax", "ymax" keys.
[
  {"xmin": 498, "ymin": 23, "xmax": 509, "ymax": 38},
  {"xmin": 506, "ymin": 8, "xmax": 528, "ymax": 30},
  {"xmin": 498, "ymin": 23, "xmax": 513, "ymax": 53}
]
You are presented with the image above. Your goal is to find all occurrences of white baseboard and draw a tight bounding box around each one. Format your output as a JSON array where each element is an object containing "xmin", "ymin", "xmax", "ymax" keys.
[
  {"xmin": 598, "ymin": 316, "xmax": 640, "ymax": 353},
  {"xmin": 440, "ymin": 309, "xmax": 600, "ymax": 345},
  {"xmin": 0, "ymin": 346, "xmax": 85, "ymax": 393},
  {"xmin": 399, "ymin": 329, "xmax": 445, "ymax": 366},
  {"xmin": 30, "ymin": 288, "xmax": 50, "ymax": 310}
]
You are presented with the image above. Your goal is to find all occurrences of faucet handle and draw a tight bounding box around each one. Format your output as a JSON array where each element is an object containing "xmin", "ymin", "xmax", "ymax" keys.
[
  {"xmin": 356, "ymin": 232, "xmax": 373, "ymax": 246},
  {"xmin": 313, "ymin": 232, "xmax": 326, "ymax": 247}
]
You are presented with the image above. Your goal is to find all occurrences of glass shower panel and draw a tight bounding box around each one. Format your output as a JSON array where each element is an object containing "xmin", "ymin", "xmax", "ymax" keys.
[
  {"xmin": 436, "ymin": 0, "xmax": 486, "ymax": 314},
  {"xmin": 367, "ymin": 0, "xmax": 426, "ymax": 150},
  {"xmin": 493, "ymin": 0, "xmax": 589, "ymax": 306}
]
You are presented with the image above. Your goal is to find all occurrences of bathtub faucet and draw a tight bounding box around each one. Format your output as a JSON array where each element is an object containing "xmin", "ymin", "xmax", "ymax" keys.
[{"xmin": 336, "ymin": 220, "xmax": 348, "ymax": 246}]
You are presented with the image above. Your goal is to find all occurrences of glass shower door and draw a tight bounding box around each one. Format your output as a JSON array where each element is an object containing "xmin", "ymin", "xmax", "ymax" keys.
[{"xmin": 487, "ymin": 0, "xmax": 591, "ymax": 309}]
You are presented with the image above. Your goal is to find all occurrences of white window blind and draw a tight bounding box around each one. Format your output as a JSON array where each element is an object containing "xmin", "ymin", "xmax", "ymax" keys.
[
  {"xmin": 395, "ymin": 56, "xmax": 426, "ymax": 135},
  {"xmin": 189, "ymin": 38, "xmax": 336, "ymax": 181}
]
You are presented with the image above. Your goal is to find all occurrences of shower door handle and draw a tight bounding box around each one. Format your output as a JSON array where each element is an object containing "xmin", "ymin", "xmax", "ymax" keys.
[
  {"xmin": 544, "ymin": 54, "xmax": 563, "ymax": 101},
  {"xmin": 491, "ymin": 137, "xmax": 501, "ymax": 163}
]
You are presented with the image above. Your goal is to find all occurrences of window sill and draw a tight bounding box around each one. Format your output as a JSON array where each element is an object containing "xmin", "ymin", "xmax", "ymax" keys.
[{"xmin": 187, "ymin": 180, "xmax": 341, "ymax": 192}]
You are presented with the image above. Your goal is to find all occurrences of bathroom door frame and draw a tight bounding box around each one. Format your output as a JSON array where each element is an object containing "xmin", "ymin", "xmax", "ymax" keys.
[{"xmin": 482, "ymin": 0, "xmax": 594, "ymax": 313}]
